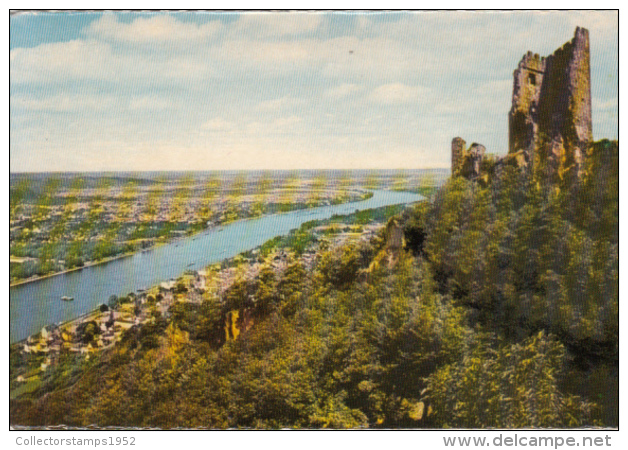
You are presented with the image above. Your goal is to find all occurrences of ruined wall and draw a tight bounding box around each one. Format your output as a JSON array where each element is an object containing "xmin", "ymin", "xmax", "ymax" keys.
[
  {"xmin": 508, "ymin": 52, "xmax": 546, "ymax": 160},
  {"xmin": 508, "ymin": 27, "xmax": 592, "ymax": 177},
  {"xmin": 451, "ymin": 138, "xmax": 486, "ymax": 181},
  {"xmin": 465, "ymin": 143, "xmax": 486, "ymax": 180}
]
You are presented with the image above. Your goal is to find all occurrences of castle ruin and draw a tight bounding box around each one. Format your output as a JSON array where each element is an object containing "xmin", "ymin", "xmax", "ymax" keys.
[
  {"xmin": 452, "ymin": 27, "xmax": 593, "ymax": 181},
  {"xmin": 509, "ymin": 26, "xmax": 592, "ymax": 174},
  {"xmin": 451, "ymin": 138, "xmax": 486, "ymax": 181}
]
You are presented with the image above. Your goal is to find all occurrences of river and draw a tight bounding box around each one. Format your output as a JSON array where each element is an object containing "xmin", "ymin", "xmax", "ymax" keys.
[{"xmin": 9, "ymin": 189, "xmax": 423, "ymax": 343}]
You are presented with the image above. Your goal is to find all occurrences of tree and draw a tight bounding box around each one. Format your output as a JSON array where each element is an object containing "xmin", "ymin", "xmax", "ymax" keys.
[
  {"xmin": 254, "ymin": 266, "xmax": 278, "ymax": 316},
  {"xmin": 224, "ymin": 278, "xmax": 254, "ymax": 311},
  {"xmin": 277, "ymin": 262, "xmax": 306, "ymax": 317},
  {"xmin": 425, "ymin": 332, "xmax": 598, "ymax": 428},
  {"xmin": 76, "ymin": 321, "xmax": 100, "ymax": 345},
  {"xmin": 107, "ymin": 295, "xmax": 119, "ymax": 310},
  {"xmin": 194, "ymin": 296, "xmax": 225, "ymax": 347},
  {"xmin": 318, "ymin": 244, "xmax": 360, "ymax": 289}
]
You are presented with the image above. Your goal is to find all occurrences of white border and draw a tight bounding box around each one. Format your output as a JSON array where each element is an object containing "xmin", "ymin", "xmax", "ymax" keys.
[{"xmin": 4, "ymin": 3, "xmax": 624, "ymax": 449}]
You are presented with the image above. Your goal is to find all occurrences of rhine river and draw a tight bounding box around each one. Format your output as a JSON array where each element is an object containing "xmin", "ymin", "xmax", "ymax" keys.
[{"xmin": 10, "ymin": 189, "xmax": 423, "ymax": 343}]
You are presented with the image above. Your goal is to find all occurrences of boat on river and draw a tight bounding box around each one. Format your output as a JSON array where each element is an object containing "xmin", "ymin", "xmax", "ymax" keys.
[{"xmin": 61, "ymin": 296, "xmax": 74, "ymax": 302}]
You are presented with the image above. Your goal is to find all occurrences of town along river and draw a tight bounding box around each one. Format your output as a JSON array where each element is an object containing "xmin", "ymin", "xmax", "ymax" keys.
[{"xmin": 10, "ymin": 189, "xmax": 423, "ymax": 343}]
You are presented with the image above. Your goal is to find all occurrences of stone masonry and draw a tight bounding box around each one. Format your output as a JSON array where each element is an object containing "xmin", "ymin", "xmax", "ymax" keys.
[
  {"xmin": 508, "ymin": 27, "xmax": 592, "ymax": 175},
  {"xmin": 451, "ymin": 137, "xmax": 466, "ymax": 176},
  {"xmin": 451, "ymin": 27, "xmax": 593, "ymax": 181},
  {"xmin": 451, "ymin": 138, "xmax": 486, "ymax": 181}
]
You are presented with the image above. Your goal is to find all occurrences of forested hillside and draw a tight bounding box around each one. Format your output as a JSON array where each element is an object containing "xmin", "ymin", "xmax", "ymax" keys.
[{"xmin": 10, "ymin": 140, "xmax": 618, "ymax": 429}]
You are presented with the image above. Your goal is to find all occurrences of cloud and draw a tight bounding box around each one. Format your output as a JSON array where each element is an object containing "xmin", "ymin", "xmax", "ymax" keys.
[
  {"xmin": 562, "ymin": 10, "xmax": 618, "ymax": 41},
  {"xmin": 12, "ymin": 92, "xmax": 174, "ymax": 115},
  {"xmin": 202, "ymin": 117, "xmax": 235, "ymax": 131},
  {"xmin": 272, "ymin": 116, "xmax": 301, "ymax": 128},
  {"xmin": 433, "ymin": 79, "xmax": 512, "ymax": 115},
  {"xmin": 10, "ymin": 38, "xmax": 212, "ymax": 85},
  {"xmin": 232, "ymin": 12, "xmax": 323, "ymax": 37},
  {"xmin": 10, "ymin": 39, "xmax": 116, "ymax": 83},
  {"xmin": 11, "ymin": 93, "xmax": 118, "ymax": 112},
  {"xmin": 593, "ymin": 97, "xmax": 618, "ymax": 111},
  {"xmin": 11, "ymin": 11, "xmax": 620, "ymax": 86},
  {"xmin": 369, "ymin": 83, "xmax": 429, "ymax": 104},
  {"xmin": 85, "ymin": 14, "xmax": 223, "ymax": 44},
  {"xmin": 256, "ymin": 96, "xmax": 303, "ymax": 112},
  {"xmin": 129, "ymin": 96, "xmax": 171, "ymax": 111},
  {"xmin": 325, "ymin": 83, "xmax": 362, "ymax": 99},
  {"xmin": 10, "ymin": 16, "xmax": 220, "ymax": 86},
  {"xmin": 8, "ymin": 16, "xmax": 463, "ymax": 87}
]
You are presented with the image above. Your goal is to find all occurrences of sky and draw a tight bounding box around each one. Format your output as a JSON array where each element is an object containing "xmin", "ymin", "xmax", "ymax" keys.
[{"xmin": 9, "ymin": 10, "xmax": 618, "ymax": 172}]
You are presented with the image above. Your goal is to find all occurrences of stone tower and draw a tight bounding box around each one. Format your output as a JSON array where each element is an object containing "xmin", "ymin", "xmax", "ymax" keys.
[
  {"xmin": 508, "ymin": 27, "xmax": 592, "ymax": 176},
  {"xmin": 451, "ymin": 137, "xmax": 466, "ymax": 176}
]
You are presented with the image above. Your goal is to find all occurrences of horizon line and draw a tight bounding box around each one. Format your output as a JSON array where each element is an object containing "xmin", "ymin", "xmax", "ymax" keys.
[{"xmin": 10, "ymin": 167, "xmax": 452, "ymax": 174}]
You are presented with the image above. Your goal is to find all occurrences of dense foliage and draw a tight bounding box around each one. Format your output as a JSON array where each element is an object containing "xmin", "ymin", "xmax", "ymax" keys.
[{"xmin": 10, "ymin": 141, "xmax": 617, "ymax": 428}]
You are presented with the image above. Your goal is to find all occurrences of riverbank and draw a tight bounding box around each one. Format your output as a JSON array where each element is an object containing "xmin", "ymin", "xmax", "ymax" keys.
[{"xmin": 10, "ymin": 252, "xmax": 137, "ymax": 288}]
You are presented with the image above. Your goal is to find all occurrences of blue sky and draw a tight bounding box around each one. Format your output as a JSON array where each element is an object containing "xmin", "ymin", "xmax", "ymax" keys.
[{"xmin": 10, "ymin": 11, "xmax": 618, "ymax": 172}]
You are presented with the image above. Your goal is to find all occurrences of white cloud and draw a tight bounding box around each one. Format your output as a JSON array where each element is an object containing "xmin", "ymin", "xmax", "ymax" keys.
[
  {"xmin": 256, "ymin": 96, "xmax": 303, "ymax": 112},
  {"xmin": 11, "ymin": 93, "xmax": 118, "ymax": 112},
  {"xmin": 562, "ymin": 10, "xmax": 618, "ymax": 41},
  {"xmin": 433, "ymin": 79, "xmax": 512, "ymax": 115},
  {"xmin": 325, "ymin": 83, "xmax": 362, "ymax": 99},
  {"xmin": 11, "ymin": 11, "xmax": 620, "ymax": 87},
  {"xmin": 232, "ymin": 12, "xmax": 323, "ymax": 37},
  {"xmin": 369, "ymin": 83, "xmax": 428, "ymax": 105},
  {"xmin": 8, "ymin": 18, "xmax": 453, "ymax": 87},
  {"xmin": 593, "ymin": 97, "xmax": 618, "ymax": 111},
  {"xmin": 13, "ymin": 93, "xmax": 174, "ymax": 114},
  {"xmin": 272, "ymin": 116, "xmax": 301, "ymax": 128},
  {"xmin": 10, "ymin": 37, "xmax": 212, "ymax": 85},
  {"xmin": 129, "ymin": 96, "xmax": 171, "ymax": 111},
  {"xmin": 216, "ymin": 39, "xmax": 313, "ymax": 68},
  {"xmin": 202, "ymin": 117, "xmax": 235, "ymax": 131},
  {"xmin": 85, "ymin": 14, "xmax": 223, "ymax": 44},
  {"xmin": 11, "ymin": 39, "xmax": 116, "ymax": 83}
]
